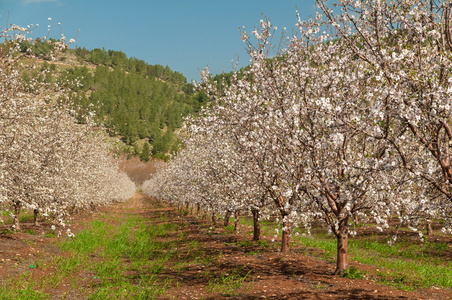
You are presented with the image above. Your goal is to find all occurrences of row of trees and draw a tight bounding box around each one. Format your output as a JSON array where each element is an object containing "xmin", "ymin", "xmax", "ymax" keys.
[
  {"xmin": 145, "ymin": 0, "xmax": 452, "ymax": 275},
  {"xmin": 74, "ymin": 47, "xmax": 187, "ymax": 86},
  {"xmin": 1, "ymin": 23, "xmax": 135, "ymax": 232}
]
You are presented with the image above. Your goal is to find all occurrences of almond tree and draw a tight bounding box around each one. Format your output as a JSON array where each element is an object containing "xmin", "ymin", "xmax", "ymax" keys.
[
  {"xmin": 187, "ymin": 111, "xmax": 275, "ymax": 238},
  {"xmin": 1, "ymin": 21, "xmax": 135, "ymax": 231},
  {"xmin": 196, "ymin": 13, "xmax": 398, "ymax": 273},
  {"xmin": 147, "ymin": 1, "xmax": 452, "ymax": 274},
  {"xmin": 144, "ymin": 110, "xmax": 275, "ymax": 239},
  {"xmin": 318, "ymin": 0, "xmax": 452, "ymax": 233}
]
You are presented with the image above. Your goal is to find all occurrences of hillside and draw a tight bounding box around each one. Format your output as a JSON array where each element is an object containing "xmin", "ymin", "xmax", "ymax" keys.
[{"xmin": 20, "ymin": 41, "xmax": 209, "ymax": 159}]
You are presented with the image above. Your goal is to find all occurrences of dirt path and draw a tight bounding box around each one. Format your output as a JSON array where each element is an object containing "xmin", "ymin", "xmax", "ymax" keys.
[{"xmin": 0, "ymin": 192, "xmax": 450, "ymax": 299}]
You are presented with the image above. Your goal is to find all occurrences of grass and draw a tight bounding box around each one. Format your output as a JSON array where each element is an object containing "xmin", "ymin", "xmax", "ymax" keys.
[
  {"xmin": 257, "ymin": 240, "xmax": 270, "ymax": 247},
  {"xmin": 1, "ymin": 198, "xmax": 450, "ymax": 298},
  {"xmin": 207, "ymin": 268, "xmax": 252, "ymax": 296},
  {"xmin": 341, "ymin": 266, "xmax": 365, "ymax": 279},
  {"xmin": 239, "ymin": 218, "xmax": 253, "ymax": 226},
  {"xmin": 0, "ymin": 228, "xmax": 14, "ymax": 235},
  {"xmin": 64, "ymin": 217, "xmax": 176, "ymax": 299},
  {"xmin": 0, "ymin": 210, "xmax": 34, "ymax": 225},
  {"xmin": 0, "ymin": 283, "xmax": 49, "ymax": 300},
  {"xmin": 44, "ymin": 231, "xmax": 56, "ymax": 238},
  {"xmin": 246, "ymin": 250, "xmax": 263, "ymax": 256},
  {"xmin": 291, "ymin": 232, "xmax": 452, "ymax": 290},
  {"xmin": 236, "ymin": 240, "xmax": 254, "ymax": 248},
  {"xmin": 24, "ymin": 229, "xmax": 36, "ymax": 235},
  {"xmin": 19, "ymin": 212, "xmax": 35, "ymax": 223},
  {"xmin": 0, "ymin": 272, "xmax": 50, "ymax": 300},
  {"xmin": 223, "ymin": 225, "xmax": 235, "ymax": 233},
  {"xmin": 0, "ymin": 206, "xmax": 182, "ymax": 299},
  {"xmin": 194, "ymin": 210, "xmax": 452, "ymax": 292},
  {"xmin": 232, "ymin": 215, "xmax": 452, "ymax": 291}
]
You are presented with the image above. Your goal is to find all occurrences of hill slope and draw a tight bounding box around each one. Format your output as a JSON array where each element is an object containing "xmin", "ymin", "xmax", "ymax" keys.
[{"xmin": 21, "ymin": 42, "xmax": 208, "ymax": 159}]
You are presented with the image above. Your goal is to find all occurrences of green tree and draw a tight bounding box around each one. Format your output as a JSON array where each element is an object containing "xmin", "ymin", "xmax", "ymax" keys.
[{"xmin": 140, "ymin": 142, "xmax": 150, "ymax": 162}]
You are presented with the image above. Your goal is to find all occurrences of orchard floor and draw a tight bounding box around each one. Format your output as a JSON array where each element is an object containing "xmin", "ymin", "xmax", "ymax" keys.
[{"xmin": 0, "ymin": 192, "xmax": 451, "ymax": 299}]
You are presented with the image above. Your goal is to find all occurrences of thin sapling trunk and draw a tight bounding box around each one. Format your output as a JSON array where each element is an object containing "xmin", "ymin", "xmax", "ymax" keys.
[
  {"xmin": 211, "ymin": 212, "xmax": 217, "ymax": 225},
  {"xmin": 34, "ymin": 209, "xmax": 40, "ymax": 227},
  {"xmin": 224, "ymin": 210, "xmax": 232, "ymax": 227},
  {"xmin": 252, "ymin": 209, "xmax": 261, "ymax": 241},
  {"xmin": 13, "ymin": 201, "xmax": 21, "ymax": 231},
  {"xmin": 281, "ymin": 214, "xmax": 290, "ymax": 253},
  {"xmin": 234, "ymin": 210, "xmax": 240, "ymax": 232},
  {"xmin": 426, "ymin": 220, "xmax": 433, "ymax": 236}
]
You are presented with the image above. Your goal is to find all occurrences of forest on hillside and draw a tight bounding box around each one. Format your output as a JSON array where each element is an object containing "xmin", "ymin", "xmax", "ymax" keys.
[{"xmin": 20, "ymin": 41, "xmax": 209, "ymax": 159}]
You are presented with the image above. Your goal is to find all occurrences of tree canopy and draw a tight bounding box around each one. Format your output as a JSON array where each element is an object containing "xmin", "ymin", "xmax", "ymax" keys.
[{"xmin": 34, "ymin": 47, "xmax": 209, "ymax": 159}]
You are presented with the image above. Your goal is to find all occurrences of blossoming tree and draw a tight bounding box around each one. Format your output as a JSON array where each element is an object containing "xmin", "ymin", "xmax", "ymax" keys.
[
  {"xmin": 318, "ymin": 0, "xmax": 452, "ymax": 233},
  {"xmin": 145, "ymin": 0, "xmax": 452, "ymax": 275},
  {"xmin": 1, "ymin": 21, "xmax": 135, "ymax": 231}
]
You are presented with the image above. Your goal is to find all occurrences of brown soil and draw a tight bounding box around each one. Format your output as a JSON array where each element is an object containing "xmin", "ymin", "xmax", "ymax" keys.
[
  {"xmin": 119, "ymin": 156, "xmax": 160, "ymax": 186},
  {"xmin": 0, "ymin": 193, "xmax": 451, "ymax": 299}
]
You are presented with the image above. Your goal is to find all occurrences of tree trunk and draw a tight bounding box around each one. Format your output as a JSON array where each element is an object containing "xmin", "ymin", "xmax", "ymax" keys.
[
  {"xmin": 224, "ymin": 210, "xmax": 232, "ymax": 227},
  {"xmin": 234, "ymin": 211, "xmax": 240, "ymax": 232},
  {"xmin": 34, "ymin": 209, "xmax": 40, "ymax": 227},
  {"xmin": 334, "ymin": 223, "xmax": 349, "ymax": 275},
  {"xmin": 196, "ymin": 203, "xmax": 200, "ymax": 216},
  {"xmin": 426, "ymin": 220, "xmax": 433, "ymax": 236},
  {"xmin": 13, "ymin": 201, "xmax": 21, "ymax": 231},
  {"xmin": 212, "ymin": 212, "xmax": 217, "ymax": 225},
  {"xmin": 281, "ymin": 217, "xmax": 290, "ymax": 253},
  {"xmin": 252, "ymin": 209, "xmax": 261, "ymax": 241},
  {"xmin": 70, "ymin": 205, "xmax": 76, "ymax": 215}
]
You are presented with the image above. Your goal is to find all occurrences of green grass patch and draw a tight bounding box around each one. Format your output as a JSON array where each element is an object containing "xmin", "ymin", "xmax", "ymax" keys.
[
  {"xmin": 61, "ymin": 220, "xmax": 112, "ymax": 253},
  {"xmin": 224, "ymin": 225, "xmax": 235, "ymax": 233},
  {"xmin": 0, "ymin": 273, "xmax": 50, "ymax": 300},
  {"xmin": 236, "ymin": 240, "xmax": 254, "ymax": 248},
  {"xmin": 239, "ymin": 218, "xmax": 253, "ymax": 226},
  {"xmin": 81, "ymin": 216, "xmax": 177, "ymax": 297},
  {"xmin": 257, "ymin": 240, "xmax": 270, "ymax": 247},
  {"xmin": 341, "ymin": 266, "xmax": 364, "ymax": 279},
  {"xmin": 246, "ymin": 250, "xmax": 262, "ymax": 256},
  {"xmin": 207, "ymin": 268, "xmax": 252, "ymax": 296},
  {"xmin": 19, "ymin": 212, "xmax": 35, "ymax": 223},
  {"xmin": 24, "ymin": 229, "xmax": 36, "ymax": 235},
  {"xmin": 87, "ymin": 275, "xmax": 171, "ymax": 300},
  {"xmin": 44, "ymin": 231, "xmax": 56, "ymax": 238},
  {"xmin": 294, "ymin": 233, "xmax": 452, "ymax": 289},
  {"xmin": 0, "ymin": 206, "xmax": 182, "ymax": 299},
  {"xmin": 0, "ymin": 228, "xmax": 14, "ymax": 235},
  {"xmin": 0, "ymin": 284, "xmax": 49, "ymax": 300}
]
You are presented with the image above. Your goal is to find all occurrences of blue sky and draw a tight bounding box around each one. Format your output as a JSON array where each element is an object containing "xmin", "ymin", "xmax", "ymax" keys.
[{"xmin": 0, "ymin": 0, "xmax": 318, "ymax": 82}]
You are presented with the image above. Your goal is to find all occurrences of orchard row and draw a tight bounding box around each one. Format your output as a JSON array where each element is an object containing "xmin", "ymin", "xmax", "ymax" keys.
[
  {"xmin": 144, "ymin": 0, "xmax": 452, "ymax": 275},
  {"xmin": 1, "ymin": 22, "xmax": 135, "ymax": 233}
]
